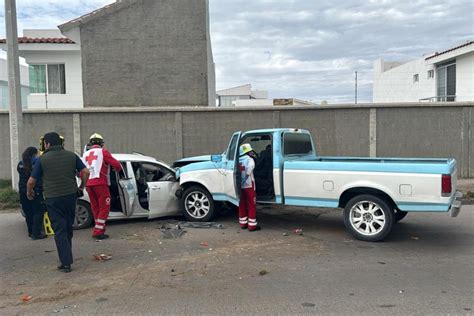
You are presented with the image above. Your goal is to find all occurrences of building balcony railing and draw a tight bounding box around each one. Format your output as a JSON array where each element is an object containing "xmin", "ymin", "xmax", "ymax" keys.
[{"xmin": 419, "ymin": 95, "xmax": 457, "ymax": 102}]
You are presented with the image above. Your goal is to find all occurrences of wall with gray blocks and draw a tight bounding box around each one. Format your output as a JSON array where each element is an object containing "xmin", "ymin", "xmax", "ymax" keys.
[
  {"xmin": 79, "ymin": 0, "xmax": 214, "ymax": 107},
  {"xmin": 0, "ymin": 102, "xmax": 472, "ymax": 179}
]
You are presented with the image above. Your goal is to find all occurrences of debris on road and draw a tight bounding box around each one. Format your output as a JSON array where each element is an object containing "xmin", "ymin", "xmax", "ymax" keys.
[
  {"xmin": 200, "ymin": 241, "xmax": 209, "ymax": 247},
  {"xmin": 259, "ymin": 269, "xmax": 268, "ymax": 276},
  {"xmin": 180, "ymin": 222, "xmax": 224, "ymax": 229},
  {"xmin": 410, "ymin": 236, "xmax": 420, "ymax": 240},
  {"xmin": 283, "ymin": 233, "xmax": 288, "ymax": 236},
  {"xmin": 93, "ymin": 254, "xmax": 112, "ymax": 261},
  {"xmin": 21, "ymin": 295, "xmax": 32, "ymax": 302},
  {"xmin": 159, "ymin": 223, "xmax": 186, "ymax": 239},
  {"xmin": 399, "ymin": 290, "xmax": 404, "ymax": 294},
  {"xmin": 44, "ymin": 250, "xmax": 54, "ymax": 253},
  {"xmin": 96, "ymin": 297, "xmax": 108, "ymax": 303},
  {"xmin": 302, "ymin": 302, "xmax": 315, "ymax": 307},
  {"xmin": 378, "ymin": 261, "xmax": 386, "ymax": 265},
  {"xmin": 293, "ymin": 229, "xmax": 303, "ymax": 235}
]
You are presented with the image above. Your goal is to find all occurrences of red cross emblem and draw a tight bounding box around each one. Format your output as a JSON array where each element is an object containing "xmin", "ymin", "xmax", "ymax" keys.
[{"xmin": 85, "ymin": 151, "xmax": 99, "ymax": 165}]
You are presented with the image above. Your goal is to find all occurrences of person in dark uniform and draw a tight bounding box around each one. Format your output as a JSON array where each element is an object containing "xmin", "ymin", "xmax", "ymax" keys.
[
  {"xmin": 17, "ymin": 147, "xmax": 46, "ymax": 240},
  {"xmin": 27, "ymin": 132, "xmax": 89, "ymax": 273}
]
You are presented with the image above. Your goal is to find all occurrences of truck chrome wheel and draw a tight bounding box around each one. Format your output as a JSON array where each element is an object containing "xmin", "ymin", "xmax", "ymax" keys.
[
  {"xmin": 185, "ymin": 192, "xmax": 210, "ymax": 219},
  {"xmin": 350, "ymin": 201, "xmax": 386, "ymax": 236},
  {"xmin": 181, "ymin": 185, "xmax": 216, "ymax": 222},
  {"xmin": 343, "ymin": 194, "xmax": 394, "ymax": 242}
]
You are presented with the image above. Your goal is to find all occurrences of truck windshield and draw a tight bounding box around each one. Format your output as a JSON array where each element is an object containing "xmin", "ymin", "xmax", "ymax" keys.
[{"xmin": 283, "ymin": 133, "xmax": 313, "ymax": 156}]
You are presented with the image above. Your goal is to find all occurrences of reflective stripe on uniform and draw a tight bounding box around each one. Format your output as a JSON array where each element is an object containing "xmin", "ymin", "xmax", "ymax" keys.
[
  {"xmin": 96, "ymin": 219, "xmax": 106, "ymax": 224},
  {"xmin": 95, "ymin": 224, "xmax": 104, "ymax": 230},
  {"xmin": 239, "ymin": 217, "xmax": 248, "ymax": 224}
]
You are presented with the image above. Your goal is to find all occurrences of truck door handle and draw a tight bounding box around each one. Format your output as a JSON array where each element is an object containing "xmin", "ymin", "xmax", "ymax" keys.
[{"xmin": 150, "ymin": 186, "xmax": 160, "ymax": 190}]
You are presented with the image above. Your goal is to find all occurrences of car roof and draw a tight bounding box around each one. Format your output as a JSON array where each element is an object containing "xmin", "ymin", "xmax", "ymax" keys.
[{"xmin": 112, "ymin": 153, "xmax": 168, "ymax": 166}]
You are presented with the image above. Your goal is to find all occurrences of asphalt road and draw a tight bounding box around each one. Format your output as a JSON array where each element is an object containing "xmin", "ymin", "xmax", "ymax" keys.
[{"xmin": 0, "ymin": 205, "xmax": 473, "ymax": 315}]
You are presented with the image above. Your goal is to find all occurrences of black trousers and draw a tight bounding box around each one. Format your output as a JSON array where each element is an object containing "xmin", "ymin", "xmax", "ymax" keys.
[
  {"xmin": 45, "ymin": 193, "xmax": 77, "ymax": 266},
  {"xmin": 19, "ymin": 190, "xmax": 45, "ymax": 237}
]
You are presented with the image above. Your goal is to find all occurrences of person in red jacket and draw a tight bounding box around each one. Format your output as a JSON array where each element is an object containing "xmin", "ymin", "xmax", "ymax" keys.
[{"xmin": 82, "ymin": 133, "xmax": 122, "ymax": 240}]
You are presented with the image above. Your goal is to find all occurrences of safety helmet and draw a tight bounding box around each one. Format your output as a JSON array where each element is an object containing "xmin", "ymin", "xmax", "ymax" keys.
[
  {"xmin": 39, "ymin": 135, "xmax": 65, "ymax": 155},
  {"xmin": 89, "ymin": 133, "xmax": 104, "ymax": 146},
  {"xmin": 239, "ymin": 143, "xmax": 254, "ymax": 156}
]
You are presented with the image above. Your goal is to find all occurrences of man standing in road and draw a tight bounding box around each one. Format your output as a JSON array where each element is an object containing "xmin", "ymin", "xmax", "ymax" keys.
[
  {"xmin": 238, "ymin": 143, "xmax": 260, "ymax": 231},
  {"xmin": 27, "ymin": 132, "xmax": 89, "ymax": 273},
  {"xmin": 82, "ymin": 133, "xmax": 122, "ymax": 240}
]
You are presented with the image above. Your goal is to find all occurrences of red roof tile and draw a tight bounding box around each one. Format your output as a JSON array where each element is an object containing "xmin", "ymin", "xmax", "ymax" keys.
[
  {"xmin": 0, "ymin": 37, "xmax": 75, "ymax": 44},
  {"xmin": 425, "ymin": 41, "xmax": 474, "ymax": 60}
]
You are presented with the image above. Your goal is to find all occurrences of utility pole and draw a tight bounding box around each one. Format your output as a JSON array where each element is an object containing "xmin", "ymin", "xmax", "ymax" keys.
[
  {"xmin": 355, "ymin": 70, "xmax": 358, "ymax": 104},
  {"xmin": 5, "ymin": 0, "xmax": 23, "ymax": 190}
]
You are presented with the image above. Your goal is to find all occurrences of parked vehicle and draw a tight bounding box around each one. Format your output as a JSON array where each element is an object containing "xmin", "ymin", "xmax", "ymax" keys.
[
  {"xmin": 74, "ymin": 154, "xmax": 180, "ymax": 230},
  {"xmin": 174, "ymin": 128, "xmax": 463, "ymax": 241}
]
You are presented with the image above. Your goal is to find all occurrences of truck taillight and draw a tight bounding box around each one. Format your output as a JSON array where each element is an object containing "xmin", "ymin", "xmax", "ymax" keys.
[{"xmin": 441, "ymin": 174, "xmax": 452, "ymax": 196}]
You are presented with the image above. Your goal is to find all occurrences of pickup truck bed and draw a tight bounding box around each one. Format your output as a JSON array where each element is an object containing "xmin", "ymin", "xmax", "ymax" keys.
[{"xmin": 284, "ymin": 157, "xmax": 457, "ymax": 212}]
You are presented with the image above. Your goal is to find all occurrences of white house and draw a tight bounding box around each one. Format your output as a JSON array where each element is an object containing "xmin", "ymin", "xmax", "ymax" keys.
[
  {"xmin": 0, "ymin": 50, "xmax": 30, "ymax": 109},
  {"xmin": 216, "ymin": 84, "xmax": 317, "ymax": 107},
  {"xmin": 235, "ymin": 98, "xmax": 316, "ymax": 107},
  {"xmin": 373, "ymin": 41, "xmax": 474, "ymax": 102},
  {"xmin": 0, "ymin": 29, "xmax": 83, "ymax": 109},
  {"xmin": 216, "ymin": 84, "xmax": 268, "ymax": 107}
]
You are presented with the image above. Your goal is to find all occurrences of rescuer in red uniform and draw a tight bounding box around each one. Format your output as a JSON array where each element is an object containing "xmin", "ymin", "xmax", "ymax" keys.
[{"xmin": 82, "ymin": 133, "xmax": 122, "ymax": 240}]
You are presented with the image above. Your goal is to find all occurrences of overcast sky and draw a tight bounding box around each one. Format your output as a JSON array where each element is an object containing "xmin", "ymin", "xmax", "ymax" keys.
[{"xmin": 1, "ymin": 0, "xmax": 472, "ymax": 103}]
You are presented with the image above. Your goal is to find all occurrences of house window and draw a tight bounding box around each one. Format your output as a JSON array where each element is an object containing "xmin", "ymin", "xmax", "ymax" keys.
[
  {"xmin": 436, "ymin": 61, "xmax": 456, "ymax": 101},
  {"xmin": 29, "ymin": 64, "xmax": 66, "ymax": 94},
  {"xmin": 427, "ymin": 70, "xmax": 434, "ymax": 79},
  {"xmin": 413, "ymin": 74, "xmax": 419, "ymax": 83}
]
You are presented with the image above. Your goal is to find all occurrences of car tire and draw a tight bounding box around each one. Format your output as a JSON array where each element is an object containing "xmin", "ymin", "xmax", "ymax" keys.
[
  {"xmin": 394, "ymin": 210, "xmax": 408, "ymax": 222},
  {"xmin": 343, "ymin": 194, "xmax": 394, "ymax": 242},
  {"xmin": 73, "ymin": 200, "xmax": 93, "ymax": 230},
  {"xmin": 181, "ymin": 186, "xmax": 215, "ymax": 222}
]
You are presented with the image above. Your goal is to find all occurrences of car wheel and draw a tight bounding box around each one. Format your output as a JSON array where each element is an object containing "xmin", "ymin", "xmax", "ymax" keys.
[
  {"xmin": 181, "ymin": 186, "xmax": 215, "ymax": 222},
  {"xmin": 74, "ymin": 200, "xmax": 93, "ymax": 230},
  {"xmin": 394, "ymin": 210, "xmax": 408, "ymax": 222},
  {"xmin": 343, "ymin": 194, "xmax": 394, "ymax": 242}
]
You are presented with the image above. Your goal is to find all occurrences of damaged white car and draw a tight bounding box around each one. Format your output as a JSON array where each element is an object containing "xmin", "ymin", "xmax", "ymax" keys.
[{"xmin": 74, "ymin": 154, "xmax": 181, "ymax": 230}]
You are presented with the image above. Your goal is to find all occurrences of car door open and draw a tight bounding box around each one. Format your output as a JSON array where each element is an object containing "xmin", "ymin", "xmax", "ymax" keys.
[
  {"xmin": 118, "ymin": 177, "xmax": 136, "ymax": 216},
  {"xmin": 136, "ymin": 162, "xmax": 180, "ymax": 219}
]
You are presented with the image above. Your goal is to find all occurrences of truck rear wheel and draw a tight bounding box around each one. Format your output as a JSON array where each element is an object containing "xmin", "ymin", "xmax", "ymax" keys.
[
  {"xmin": 181, "ymin": 186, "xmax": 215, "ymax": 222},
  {"xmin": 343, "ymin": 194, "xmax": 394, "ymax": 242}
]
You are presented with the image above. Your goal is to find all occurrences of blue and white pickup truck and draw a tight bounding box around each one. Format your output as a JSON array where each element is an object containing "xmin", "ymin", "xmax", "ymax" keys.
[{"xmin": 175, "ymin": 128, "xmax": 463, "ymax": 241}]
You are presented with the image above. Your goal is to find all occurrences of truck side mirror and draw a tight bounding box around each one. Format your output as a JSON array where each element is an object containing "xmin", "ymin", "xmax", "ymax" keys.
[{"xmin": 211, "ymin": 155, "xmax": 222, "ymax": 163}]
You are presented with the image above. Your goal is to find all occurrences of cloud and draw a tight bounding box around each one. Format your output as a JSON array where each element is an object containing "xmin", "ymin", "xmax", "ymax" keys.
[
  {"xmin": 1, "ymin": 0, "xmax": 472, "ymax": 103},
  {"xmin": 210, "ymin": 0, "xmax": 473, "ymax": 103}
]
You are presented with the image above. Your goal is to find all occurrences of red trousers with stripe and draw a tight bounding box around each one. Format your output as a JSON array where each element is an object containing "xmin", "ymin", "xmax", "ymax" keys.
[
  {"xmin": 239, "ymin": 187, "xmax": 257, "ymax": 230},
  {"xmin": 86, "ymin": 185, "xmax": 111, "ymax": 236}
]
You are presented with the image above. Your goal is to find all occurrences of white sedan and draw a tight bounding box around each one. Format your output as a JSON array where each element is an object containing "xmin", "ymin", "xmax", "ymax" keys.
[{"xmin": 74, "ymin": 153, "xmax": 181, "ymax": 230}]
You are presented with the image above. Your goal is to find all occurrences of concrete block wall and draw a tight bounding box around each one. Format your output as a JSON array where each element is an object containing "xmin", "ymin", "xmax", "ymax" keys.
[
  {"xmin": 0, "ymin": 102, "xmax": 472, "ymax": 180},
  {"xmin": 79, "ymin": 0, "xmax": 214, "ymax": 107}
]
